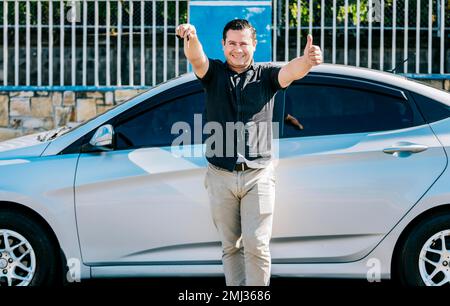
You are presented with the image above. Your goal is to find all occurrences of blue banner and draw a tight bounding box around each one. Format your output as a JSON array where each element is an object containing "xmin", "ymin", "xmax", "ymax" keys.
[{"xmin": 189, "ymin": 0, "xmax": 272, "ymax": 63}]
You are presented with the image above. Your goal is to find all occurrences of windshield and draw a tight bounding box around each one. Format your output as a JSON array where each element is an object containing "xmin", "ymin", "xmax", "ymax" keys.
[{"xmin": 42, "ymin": 88, "xmax": 152, "ymax": 142}]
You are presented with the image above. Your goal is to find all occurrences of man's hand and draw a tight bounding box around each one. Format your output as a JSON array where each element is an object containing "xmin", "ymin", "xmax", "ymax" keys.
[
  {"xmin": 175, "ymin": 23, "xmax": 208, "ymax": 79},
  {"xmin": 303, "ymin": 34, "xmax": 322, "ymax": 67},
  {"xmin": 176, "ymin": 24, "xmax": 197, "ymax": 42},
  {"xmin": 278, "ymin": 34, "xmax": 322, "ymax": 88}
]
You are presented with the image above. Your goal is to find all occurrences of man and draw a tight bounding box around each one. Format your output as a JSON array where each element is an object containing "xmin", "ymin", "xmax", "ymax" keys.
[{"xmin": 176, "ymin": 19, "xmax": 322, "ymax": 286}]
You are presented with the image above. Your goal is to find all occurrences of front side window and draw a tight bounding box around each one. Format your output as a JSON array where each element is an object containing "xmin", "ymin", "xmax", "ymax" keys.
[
  {"xmin": 114, "ymin": 92, "xmax": 205, "ymax": 150},
  {"xmin": 282, "ymin": 84, "xmax": 422, "ymax": 138}
]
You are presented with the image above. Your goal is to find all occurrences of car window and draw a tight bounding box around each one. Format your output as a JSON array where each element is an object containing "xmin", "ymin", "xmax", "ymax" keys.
[
  {"xmin": 282, "ymin": 84, "xmax": 422, "ymax": 138},
  {"xmin": 411, "ymin": 92, "xmax": 450, "ymax": 123},
  {"xmin": 114, "ymin": 92, "xmax": 205, "ymax": 149}
]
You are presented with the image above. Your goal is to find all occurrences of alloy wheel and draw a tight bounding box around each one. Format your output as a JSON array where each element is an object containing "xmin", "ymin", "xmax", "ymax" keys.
[
  {"xmin": 418, "ymin": 230, "xmax": 450, "ymax": 286},
  {"xmin": 0, "ymin": 229, "xmax": 36, "ymax": 286}
]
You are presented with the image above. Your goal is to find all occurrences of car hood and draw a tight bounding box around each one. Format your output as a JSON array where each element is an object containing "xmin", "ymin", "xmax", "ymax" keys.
[{"xmin": 0, "ymin": 131, "xmax": 52, "ymax": 159}]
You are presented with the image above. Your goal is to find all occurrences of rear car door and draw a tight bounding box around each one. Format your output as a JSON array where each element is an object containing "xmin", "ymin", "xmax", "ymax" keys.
[{"xmin": 271, "ymin": 75, "xmax": 447, "ymax": 263}]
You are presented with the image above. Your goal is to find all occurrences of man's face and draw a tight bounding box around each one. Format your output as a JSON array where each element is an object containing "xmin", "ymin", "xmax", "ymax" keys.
[{"xmin": 222, "ymin": 28, "xmax": 257, "ymax": 71}]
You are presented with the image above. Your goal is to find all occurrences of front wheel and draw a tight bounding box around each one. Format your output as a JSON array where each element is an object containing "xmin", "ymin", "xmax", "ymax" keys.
[
  {"xmin": 0, "ymin": 211, "xmax": 60, "ymax": 286},
  {"xmin": 396, "ymin": 212, "xmax": 450, "ymax": 287}
]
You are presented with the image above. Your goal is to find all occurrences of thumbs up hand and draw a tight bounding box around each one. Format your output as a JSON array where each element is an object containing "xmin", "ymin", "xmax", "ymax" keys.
[{"xmin": 303, "ymin": 34, "xmax": 322, "ymax": 66}]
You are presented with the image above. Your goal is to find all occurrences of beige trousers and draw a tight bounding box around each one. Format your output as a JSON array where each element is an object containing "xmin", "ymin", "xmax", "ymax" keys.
[{"xmin": 204, "ymin": 162, "xmax": 275, "ymax": 286}]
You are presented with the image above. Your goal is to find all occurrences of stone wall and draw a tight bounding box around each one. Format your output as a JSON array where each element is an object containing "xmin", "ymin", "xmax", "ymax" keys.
[
  {"xmin": 0, "ymin": 89, "xmax": 148, "ymax": 141},
  {"xmin": 0, "ymin": 79, "xmax": 449, "ymax": 142}
]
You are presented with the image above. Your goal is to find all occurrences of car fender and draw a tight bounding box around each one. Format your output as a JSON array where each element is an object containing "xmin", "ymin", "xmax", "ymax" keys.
[{"xmin": 0, "ymin": 189, "xmax": 91, "ymax": 281}]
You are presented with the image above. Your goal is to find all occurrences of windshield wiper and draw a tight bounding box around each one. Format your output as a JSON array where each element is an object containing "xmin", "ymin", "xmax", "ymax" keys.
[{"xmin": 37, "ymin": 126, "xmax": 72, "ymax": 142}]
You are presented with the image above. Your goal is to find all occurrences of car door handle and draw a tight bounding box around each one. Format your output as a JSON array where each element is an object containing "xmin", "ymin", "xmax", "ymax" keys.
[{"xmin": 383, "ymin": 143, "xmax": 428, "ymax": 154}]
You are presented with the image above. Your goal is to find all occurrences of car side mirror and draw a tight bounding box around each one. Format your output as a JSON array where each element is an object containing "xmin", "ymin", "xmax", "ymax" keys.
[{"xmin": 86, "ymin": 124, "xmax": 115, "ymax": 152}]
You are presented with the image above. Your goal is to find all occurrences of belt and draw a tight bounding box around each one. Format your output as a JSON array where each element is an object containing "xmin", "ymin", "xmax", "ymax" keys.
[{"xmin": 234, "ymin": 163, "xmax": 252, "ymax": 171}]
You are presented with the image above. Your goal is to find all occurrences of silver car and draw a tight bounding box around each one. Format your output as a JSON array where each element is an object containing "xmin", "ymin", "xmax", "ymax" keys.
[{"xmin": 1, "ymin": 64, "xmax": 449, "ymax": 286}]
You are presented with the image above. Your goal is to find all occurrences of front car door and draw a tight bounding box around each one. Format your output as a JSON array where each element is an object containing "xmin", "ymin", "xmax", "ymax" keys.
[{"xmin": 74, "ymin": 83, "xmax": 221, "ymax": 265}]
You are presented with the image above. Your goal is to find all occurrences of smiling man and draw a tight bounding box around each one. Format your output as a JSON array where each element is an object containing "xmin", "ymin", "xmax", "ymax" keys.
[{"xmin": 176, "ymin": 19, "xmax": 322, "ymax": 286}]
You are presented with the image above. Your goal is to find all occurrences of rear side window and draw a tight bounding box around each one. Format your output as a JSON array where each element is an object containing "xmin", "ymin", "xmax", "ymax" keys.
[
  {"xmin": 282, "ymin": 84, "xmax": 423, "ymax": 138},
  {"xmin": 411, "ymin": 92, "xmax": 450, "ymax": 123}
]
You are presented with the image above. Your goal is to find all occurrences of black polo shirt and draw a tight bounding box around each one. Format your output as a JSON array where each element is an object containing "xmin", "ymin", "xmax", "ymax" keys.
[{"xmin": 198, "ymin": 58, "xmax": 283, "ymax": 171}]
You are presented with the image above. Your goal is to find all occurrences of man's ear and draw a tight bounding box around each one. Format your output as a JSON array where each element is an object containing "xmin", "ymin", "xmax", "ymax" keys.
[
  {"xmin": 253, "ymin": 39, "xmax": 257, "ymax": 48},
  {"xmin": 222, "ymin": 39, "xmax": 226, "ymax": 48}
]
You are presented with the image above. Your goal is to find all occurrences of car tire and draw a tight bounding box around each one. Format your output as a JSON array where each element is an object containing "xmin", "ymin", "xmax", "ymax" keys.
[
  {"xmin": 0, "ymin": 210, "xmax": 60, "ymax": 286},
  {"xmin": 396, "ymin": 212, "xmax": 450, "ymax": 287}
]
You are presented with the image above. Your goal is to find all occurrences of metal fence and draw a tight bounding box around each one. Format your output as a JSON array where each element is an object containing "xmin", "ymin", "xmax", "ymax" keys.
[
  {"xmin": 274, "ymin": 0, "xmax": 449, "ymax": 75},
  {"xmin": 0, "ymin": 0, "xmax": 190, "ymax": 87},
  {"xmin": 0, "ymin": 0, "xmax": 448, "ymax": 89}
]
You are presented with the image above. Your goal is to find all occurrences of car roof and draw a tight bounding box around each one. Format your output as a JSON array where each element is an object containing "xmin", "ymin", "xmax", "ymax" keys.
[{"xmin": 168, "ymin": 63, "xmax": 449, "ymax": 106}]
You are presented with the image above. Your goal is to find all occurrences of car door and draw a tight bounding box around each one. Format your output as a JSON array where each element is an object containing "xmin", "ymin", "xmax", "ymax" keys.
[
  {"xmin": 74, "ymin": 84, "xmax": 223, "ymax": 265},
  {"xmin": 270, "ymin": 75, "xmax": 447, "ymax": 263}
]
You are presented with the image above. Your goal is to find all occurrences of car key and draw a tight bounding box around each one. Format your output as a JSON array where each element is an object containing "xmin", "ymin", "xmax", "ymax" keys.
[{"xmin": 176, "ymin": 33, "xmax": 190, "ymax": 49}]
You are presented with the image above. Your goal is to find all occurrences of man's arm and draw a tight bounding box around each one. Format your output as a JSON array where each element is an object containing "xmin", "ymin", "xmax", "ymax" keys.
[
  {"xmin": 278, "ymin": 34, "xmax": 322, "ymax": 88},
  {"xmin": 176, "ymin": 24, "xmax": 209, "ymax": 79}
]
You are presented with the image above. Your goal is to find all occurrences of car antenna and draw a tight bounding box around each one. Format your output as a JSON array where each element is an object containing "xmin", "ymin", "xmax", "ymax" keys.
[{"xmin": 386, "ymin": 58, "xmax": 408, "ymax": 74}]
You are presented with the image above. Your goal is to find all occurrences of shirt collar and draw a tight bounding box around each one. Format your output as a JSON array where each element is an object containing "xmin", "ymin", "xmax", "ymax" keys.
[{"xmin": 224, "ymin": 60, "xmax": 256, "ymax": 75}]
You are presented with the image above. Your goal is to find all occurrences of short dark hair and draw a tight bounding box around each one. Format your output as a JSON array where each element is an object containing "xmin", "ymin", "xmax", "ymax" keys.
[{"xmin": 222, "ymin": 19, "xmax": 256, "ymax": 41}]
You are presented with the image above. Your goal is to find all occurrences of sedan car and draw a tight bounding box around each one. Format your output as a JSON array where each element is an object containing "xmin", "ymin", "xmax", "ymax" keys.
[{"xmin": 0, "ymin": 64, "xmax": 449, "ymax": 286}]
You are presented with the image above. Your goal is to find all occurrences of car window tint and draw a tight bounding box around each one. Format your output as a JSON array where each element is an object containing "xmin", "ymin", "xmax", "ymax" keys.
[
  {"xmin": 283, "ymin": 84, "xmax": 418, "ymax": 138},
  {"xmin": 115, "ymin": 92, "xmax": 205, "ymax": 149},
  {"xmin": 411, "ymin": 92, "xmax": 450, "ymax": 123}
]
